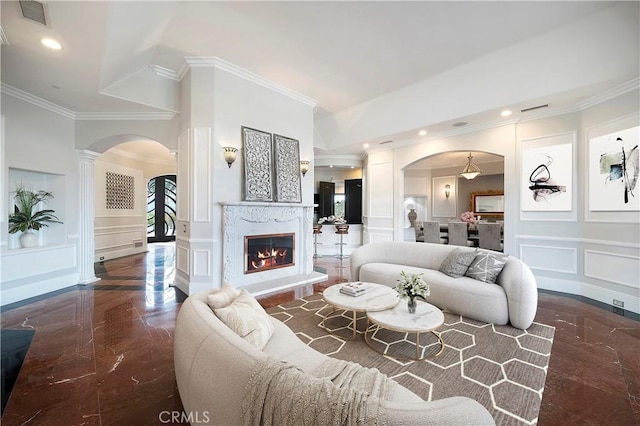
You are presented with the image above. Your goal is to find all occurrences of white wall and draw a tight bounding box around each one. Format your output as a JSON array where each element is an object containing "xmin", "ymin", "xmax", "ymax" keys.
[
  {"xmin": 0, "ymin": 96, "xmax": 80, "ymax": 305},
  {"xmin": 94, "ymin": 158, "xmax": 148, "ymax": 262},
  {"xmin": 364, "ymin": 90, "xmax": 640, "ymax": 313}
]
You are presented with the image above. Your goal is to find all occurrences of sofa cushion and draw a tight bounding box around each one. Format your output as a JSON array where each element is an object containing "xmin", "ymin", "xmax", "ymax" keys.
[
  {"xmin": 207, "ymin": 283, "xmax": 242, "ymax": 309},
  {"xmin": 438, "ymin": 248, "xmax": 478, "ymax": 278},
  {"xmin": 214, "ymin": 290, "xmax": 275, "ymax": 350},
  {"xmin": 465, "ymin": 250, "xmax": 509, "ymax": 284}
]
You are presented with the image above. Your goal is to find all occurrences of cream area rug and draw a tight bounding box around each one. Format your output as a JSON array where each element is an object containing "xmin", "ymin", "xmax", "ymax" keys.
[{"xmin": 267, "ymin": 294, "xmax": 555, "ymax": 425}]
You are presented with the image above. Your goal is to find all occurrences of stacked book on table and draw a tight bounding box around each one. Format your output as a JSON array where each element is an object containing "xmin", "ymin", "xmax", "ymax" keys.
[{"xmin": 340, "ymin": 282, "xmax": 374, "ymax": 297}]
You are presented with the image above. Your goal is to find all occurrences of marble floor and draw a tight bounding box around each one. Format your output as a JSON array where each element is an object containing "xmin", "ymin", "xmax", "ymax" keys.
[{"xmin": 1, "ymin": 243, "xmax": 638, "ymax": 425}]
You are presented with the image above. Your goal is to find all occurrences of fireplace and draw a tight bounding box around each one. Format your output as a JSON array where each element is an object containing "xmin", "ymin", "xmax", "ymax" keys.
[{"xmin": 245, "ymin": 233, "xmax": 295, "ymax": 274}]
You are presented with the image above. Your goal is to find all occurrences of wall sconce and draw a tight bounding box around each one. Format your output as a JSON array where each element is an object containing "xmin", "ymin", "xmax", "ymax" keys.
[
  {"xmin": 300, "ymin": 160, "xmax": 310, "ymax": 177},
  {"xmin": 444, "ymin": 184, "xmax": 451, "ymax": 199},
  {"xmin": 223, "ymin": 147, "xmax": 238, "ymax": 168}
]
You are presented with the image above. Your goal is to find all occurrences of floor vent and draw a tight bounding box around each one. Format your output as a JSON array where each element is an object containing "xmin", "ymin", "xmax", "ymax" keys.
[
  {"xmin": 19, "ymin": 1, "xmax": 47, "ymax": 26},
  {"xmin": 134, "ymin": 240, "xmax": 144, "ymax": 248}
]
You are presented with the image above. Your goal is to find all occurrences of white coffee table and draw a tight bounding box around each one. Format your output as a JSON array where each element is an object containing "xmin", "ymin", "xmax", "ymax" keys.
[
  {"xmin": 365, "ymin": 300, "xmax": 445, "ymax": 360},
  {"xmin": 321, "ymin": 283, "xmax": 399, "ymax": 339}
]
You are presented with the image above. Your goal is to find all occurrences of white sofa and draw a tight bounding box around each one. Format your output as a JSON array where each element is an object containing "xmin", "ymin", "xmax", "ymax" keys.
[
  {"xmin": 174, "ymin": 290, "xmax": 496, "ymax": 425},
  {"xmin": 350, "ymin": 242, "xmax": 538, "ymax": 330}
]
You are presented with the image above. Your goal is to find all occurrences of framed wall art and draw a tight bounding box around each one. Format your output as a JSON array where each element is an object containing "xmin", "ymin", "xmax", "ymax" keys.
[
  {"xmin": 242, "ymin": 126, "xmax": 274, "ymax": 202},
  {"xmin": 589, "ymin": 125, "xmax": 639, "ymax": 212},
  {"xmin": 273, "ymin": 134, "xmax": 302, "ymax": 203},
  {"xmin": 521, "ymin": 134, "xmax": 573, "ymax": 212}
]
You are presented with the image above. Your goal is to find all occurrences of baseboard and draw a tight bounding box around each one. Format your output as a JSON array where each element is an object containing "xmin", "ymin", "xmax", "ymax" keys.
[
  {"xmin": 536, "ymin": 276, "xmax": 640, "ymax": 314},
  {"xmin": 94, "ymin": 246, "xmax": 147, "ymax": 262},
  {"xmin": 0, "ymin": 272, "xmax": 79, "ymax": 306}
]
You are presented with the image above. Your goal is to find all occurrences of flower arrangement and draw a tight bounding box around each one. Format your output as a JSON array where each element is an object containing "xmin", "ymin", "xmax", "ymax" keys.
[
  {"xmin": 460, "ymin": 211, "xmax": 477, "ymax": 224},
  {"xmin": 394, "ymin": 271, "xmax": 430, "ymax": 301},
  {"xmin": 318, "ymin": 215, "xmax": 346, "ymax": 224}
]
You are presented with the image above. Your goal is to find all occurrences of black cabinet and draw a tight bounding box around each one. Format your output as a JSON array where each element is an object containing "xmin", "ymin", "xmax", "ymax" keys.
[
  {"xmin": 345, "ymin": 178, "xmax": 362, "ymax": 224},
  {"xmin": 318, "ymin": 181, "xmax": 335, "ymax": 218}
]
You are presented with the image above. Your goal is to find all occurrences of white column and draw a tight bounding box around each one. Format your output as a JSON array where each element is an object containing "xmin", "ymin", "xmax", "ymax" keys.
[{"xmin": 77, "ymin": 149, "xmax": 101, "ymax": 284}]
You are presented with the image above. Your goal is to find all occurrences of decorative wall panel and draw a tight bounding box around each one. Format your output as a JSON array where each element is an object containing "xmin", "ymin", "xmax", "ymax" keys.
[
  {"xmin": 242, "ymin": 126, "xmax": 273, "ymax": 202},
  {"xmin": 105, "ymin": 172, "xmax": 134, "ymax": 209},
  {"xmin": 273, "ymin": 134, "xmax": 302, "ymax": 203}
]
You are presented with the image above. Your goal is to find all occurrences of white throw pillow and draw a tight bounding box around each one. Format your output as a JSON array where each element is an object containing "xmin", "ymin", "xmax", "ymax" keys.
[
  {"xmin": 214, "ymin": 290, "xmax": 275, "ymax": 350},
  {"xmin": 207, "ymin": 283, "xmax": 241, "ymax": 309}
]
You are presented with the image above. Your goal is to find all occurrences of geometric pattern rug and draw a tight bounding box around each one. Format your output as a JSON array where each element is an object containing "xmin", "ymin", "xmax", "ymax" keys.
[{"xmin": 267, "ymin": 293, "xmax": 555, "ymax": 426}]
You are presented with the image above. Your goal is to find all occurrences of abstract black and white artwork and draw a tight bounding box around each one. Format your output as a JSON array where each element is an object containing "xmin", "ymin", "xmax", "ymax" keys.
[
  {"xmin": 521, "ymin": 138, "xmax": 572, "ymax": 212},
  {"xmin": 589, "ymin": 126, "xmax": 639, "ymax": 211}
]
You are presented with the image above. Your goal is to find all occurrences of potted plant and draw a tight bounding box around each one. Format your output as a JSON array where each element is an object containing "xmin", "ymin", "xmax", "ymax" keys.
[
  {"xmin": 394, "ymin": 271, "xmax": 430, "ymax": 314},
  {"xmin": 8, "ymin": 183, "xmax": 62, "ymax": 248}
]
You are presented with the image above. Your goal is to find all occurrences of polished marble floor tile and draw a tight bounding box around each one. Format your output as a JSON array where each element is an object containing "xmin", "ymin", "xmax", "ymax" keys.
[{"xmin": 0, "ymin": 243, "xmax": 637, "ymax": 425}]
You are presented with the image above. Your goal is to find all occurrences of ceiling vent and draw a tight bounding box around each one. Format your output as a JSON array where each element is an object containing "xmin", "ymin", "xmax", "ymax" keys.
[
  {"xmin": 19, "ymin": 0, "xmax": 47, "ymax": 26},
  {"xmin": 379, "ymin": 140, "xmax": 393, "ymax": 145},
  {"xmin": 520, "ymin": 104, "xmax": 549, "ymax": 113}
]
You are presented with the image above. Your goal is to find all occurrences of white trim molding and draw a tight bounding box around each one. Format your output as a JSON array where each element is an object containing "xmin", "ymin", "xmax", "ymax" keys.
[
  {"xmin": 184, "ymin": 56, "xmax": 318, "ymax": 108},
  {"xmin": 1, "ymin": 83, "xmax": 75, "ymax": 119},
  {"xmin": 584, "ymin": 250, "xmax": 640, "ymax": 290}
]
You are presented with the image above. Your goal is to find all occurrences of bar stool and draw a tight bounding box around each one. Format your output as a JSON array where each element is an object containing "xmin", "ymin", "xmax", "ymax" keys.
[
  {"xmin": 334, "ymin": 224, "xmax": 350, "ymax": 259},
  {"xmin": 313, "ymin": 224, "xmax": 323, "ymax": 258}
]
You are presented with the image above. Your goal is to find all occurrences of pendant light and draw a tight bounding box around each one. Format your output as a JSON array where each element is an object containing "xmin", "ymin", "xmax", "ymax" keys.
[{"xmin": 460, "ymin": 152, "xmax": 482, "ymax": 180}]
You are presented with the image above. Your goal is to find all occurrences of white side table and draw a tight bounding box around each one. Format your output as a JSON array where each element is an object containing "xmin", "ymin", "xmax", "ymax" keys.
[
  {"xmin": 321, "ymin": 283, "xmax": 399, "ymax": 339},
  {"xmin": 366, "ymin": 300, "xmax": 445, "ymax": 360}
]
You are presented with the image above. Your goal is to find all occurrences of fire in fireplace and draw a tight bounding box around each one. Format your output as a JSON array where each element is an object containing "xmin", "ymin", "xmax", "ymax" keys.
[{"xmin": 245, "ymin": 233, "xmax": 295, "ymax": 274}]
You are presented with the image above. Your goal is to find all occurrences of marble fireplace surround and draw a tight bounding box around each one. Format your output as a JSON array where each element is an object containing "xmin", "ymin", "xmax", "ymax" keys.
[{"xmin": 222, "ymin": 202, "xmax": 327, "ymax": 297}]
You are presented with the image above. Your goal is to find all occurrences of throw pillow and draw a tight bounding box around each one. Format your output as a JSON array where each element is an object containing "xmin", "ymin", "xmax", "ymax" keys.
[
  {"xmin": 439, "ymin": 248, "xmax": 477, "ymax": 278},
  {"xmin": 214, "ymin": 290, "xmax": 275, "ymax": 350},
  {"xmin": 207, "ymin": 283, "xmax": 241, "ymax": 309},
  {"xmin": 465, "ymin": 250, "xmax": 509, "ymax": 284}
]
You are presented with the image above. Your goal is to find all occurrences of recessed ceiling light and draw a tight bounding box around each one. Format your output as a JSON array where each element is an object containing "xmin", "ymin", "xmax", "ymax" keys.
[
  {"xmin": 350, "ymin": 166, "xmax": 355, "ymax": 169},
  {"xmin": 419, "ymin": 130, "xmax": 427, "ymax": 136},
  {"xmin": 41, "ymin": 38, "xmax": 62, "ymax": 50},
  {"xmin": 363, "ymin": 143, "xmax": 370, "ymax": 149},
  {"xmin": 329, "ymin": 165, "xmax": 334, "ymax": 168},
  {"xmin": 452, "ymin": 121, "xmax": 468, "ymax": 128},
  {"xmin": 501, "ymin": 110, "xmax": 512, "ymax": 117}
]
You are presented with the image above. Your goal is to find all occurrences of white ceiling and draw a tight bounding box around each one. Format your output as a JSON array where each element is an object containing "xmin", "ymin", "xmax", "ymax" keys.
[{"xmin": 1, "ymin": 1, "xmax": 638, "ymax": 159}]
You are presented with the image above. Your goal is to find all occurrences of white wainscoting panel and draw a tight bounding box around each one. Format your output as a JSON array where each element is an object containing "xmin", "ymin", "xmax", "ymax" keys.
[
  {"xmin": 368, "ymin": 232, "xmax": 393, "ymax": 243},
  {"xmin": 177, "ymin": 129, "xmax": 190, "ymax": 222},
  {"xmin": 584, "ymin": 250, "xmax": 640, "ymax": 289},
  {"xmin": 177, "ymin": 245, "xmax": 189, "ymax": 274},
  {"xmin": 193, "ymin": 249, "xmax": 211, "ymax": 277},
  {"xmin": 192, "ymin": 127, "xmax": 211, "ymax": 222},
  {"xmin": 519, "ymin": 244, "xmax": 578, "ymax": 274}
]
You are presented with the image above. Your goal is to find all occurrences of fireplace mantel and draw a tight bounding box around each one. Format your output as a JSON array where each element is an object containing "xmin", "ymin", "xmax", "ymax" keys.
[{"xmin": 221, "ymin": 202, "xmax": 325, "ymax": 294}]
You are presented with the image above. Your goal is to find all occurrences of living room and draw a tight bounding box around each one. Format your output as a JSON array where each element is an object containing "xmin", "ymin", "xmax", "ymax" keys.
[{"xmin": 0, "ymin": 1, "xmax": 638, "ymax": 424}]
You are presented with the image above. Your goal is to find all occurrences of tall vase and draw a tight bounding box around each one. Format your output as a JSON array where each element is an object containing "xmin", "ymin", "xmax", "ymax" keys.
[
  {"xmin": 407, "ymin": 297, "xmax": 417, "ymax": 314},
  {"xmin": 19, "ymin": 230, "xmax": 38, "ymax": 248},
  {"xmin": 408, "ymin": 209, "xmax": 417, "ymax": 228}
]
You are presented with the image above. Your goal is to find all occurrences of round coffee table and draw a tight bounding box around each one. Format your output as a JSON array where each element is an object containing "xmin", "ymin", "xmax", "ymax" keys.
[
  {"xmin": 365, "ymin": 300, "xmax": 445, "ymax": 360},
  {"xmin": 321, "ymin": 283, "xmax": 399, "ymax": 339}
]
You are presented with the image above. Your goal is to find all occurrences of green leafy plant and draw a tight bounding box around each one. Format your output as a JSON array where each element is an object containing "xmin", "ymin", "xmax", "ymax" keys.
[
  {"xmin": 8, "ymin": 184, "xmax": 62, "ymax": 234},
  {"xmin": 394, "ymin": 271, "xmax": 430, "ymax": 301}
]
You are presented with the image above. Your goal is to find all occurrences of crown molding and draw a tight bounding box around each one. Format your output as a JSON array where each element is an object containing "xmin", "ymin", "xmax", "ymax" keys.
[
  {"xmin": 149, "ymin": 65, "xmax": 182, "ymax": 82},
  {"xmin": 0, "ymin": 25, "xmax": 9, "ymax": 45},
  {"xmin": 1, "ymin": 83, "xmax": 75, "ymax": 119},
  {"xmin": 577, "ymin": 77, "xmax": 640, "ymax": 110},
  {"xmin": 184, "ymin": 56, "xmax": 318, "ymax": 108},
  {"xmin": 74, "ymin": 111, "xmax": 176, "ymax": 120},
  {"xmin": 108, "ymin": 148, "xmax": 176, "ymax": 166}
]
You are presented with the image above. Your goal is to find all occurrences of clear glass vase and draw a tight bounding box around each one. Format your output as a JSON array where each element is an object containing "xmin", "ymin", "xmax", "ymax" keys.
[{"xmin": 407, "ymin": 297, "xmax": 417, "ymax": 314}]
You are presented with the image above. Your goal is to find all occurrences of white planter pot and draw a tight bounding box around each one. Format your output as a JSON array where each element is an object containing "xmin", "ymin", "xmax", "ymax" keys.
[{"xmin": 19, "ymin": 230, "xmax": 39, "ymax": 248}]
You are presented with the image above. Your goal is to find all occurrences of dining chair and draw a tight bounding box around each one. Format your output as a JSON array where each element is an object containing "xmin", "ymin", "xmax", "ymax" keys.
[
  {"xmin": 448, "ymin": 221, "xmax": 475, "ymax": 247},
  {"xmin": 414, "ymin": 222, "xmax": 425, "ymax": 242},
  {"xmin": 422, "ymin": 221, "xmax": 447, "ymax": 244},
  {"xmin": 478, "ymin": 222, "xmax": 503, "ymax": 251}
]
